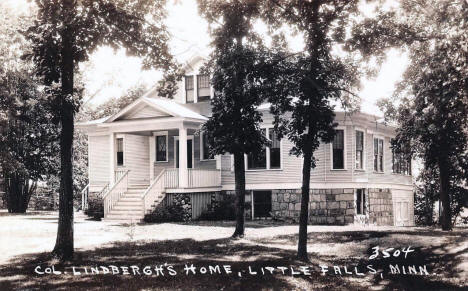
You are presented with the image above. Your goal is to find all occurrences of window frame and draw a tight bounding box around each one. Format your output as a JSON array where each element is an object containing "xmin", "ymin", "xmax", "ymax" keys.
[
  {"xmin": 200, "ymin": 132, "xmax": 215, "ymax": 161},
  {"xmin": 373, "ymin": 136, "xmax": 385, "ymax": 173},
  {"xmin": 391, "ymin": 142, "xmax": 412, "ymax": 176},
  {"xmin": 355, "ymin": 129, "xmax": 365, "ymax": 171},
  {"xmin": 154, "ymin": 131, "xmax": 169, "ymax": 163},
  {"xmin": 197, "ymin": 74, "xmax": 211, "ymax": 101},
  {"xmin": 355, "ymin": 188, "xmax": 367, "ymax": 215},
  {"xmin": 116, "ymin": 136, "xmax": 125, "ymax": 167},
  {"xmin": 185, "ymin": 75, "xmax": 194, "ymax": 103},
  {"xmin": 245, "ymin": 127, "xmax": 283, "ymax": 171},
  {"xmin": 330, "ymin": 127, "xmax": 347, "ymax": 170}
]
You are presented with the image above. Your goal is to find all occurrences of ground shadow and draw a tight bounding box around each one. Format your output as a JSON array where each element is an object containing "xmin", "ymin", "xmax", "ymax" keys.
[{"xmin": 0, "ymin": 229, "xmax": 465, "ymax": 290}]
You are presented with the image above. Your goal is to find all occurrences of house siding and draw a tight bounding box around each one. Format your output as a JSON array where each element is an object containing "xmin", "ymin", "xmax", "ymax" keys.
[
  {"xmin": 88, "ymin": 135, "xmax": 110, "ymax": 189},
  {"xmin": 124, "ymin": 134, "xmax": 150, "ymax": 185}
]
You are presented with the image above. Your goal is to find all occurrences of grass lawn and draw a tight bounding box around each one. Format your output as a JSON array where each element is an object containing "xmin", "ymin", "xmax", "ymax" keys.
[{"xmin": 0, "ymin": 210, "xmax": 466, "ymax": 290}]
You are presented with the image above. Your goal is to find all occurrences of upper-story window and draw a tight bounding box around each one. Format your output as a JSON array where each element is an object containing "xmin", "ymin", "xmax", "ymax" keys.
[
  {"xmin": 392, "ymin": 144, "xmax": 411, "ymax": 175},
  {"xmin": 155, "ymin": 133, "xmax": 168, "ymax": 162},
  {"xmin": 185, "ymin": 75, "xmax": 194, "ymax": 103},
  {"xmin": 332, "ymin": 129, "xmax": 345, "ymax": 169},
  {"xmin": 373, "ymin": 137, "xmax": 384, "ymax": 172},
  {"xmin": 247, "ymin": 128, "xmax": 281, "ymax": 170},
  {"xmin": 197, "ymin": 74, "xmax": 210, "ymax": 101},
  {"xmin": 355, "ymin": 130, "xmax": 364, "ymax": 170},
  {"xmin": 116, "ymin": 138, "xmax": 124, "ymax": 166}
]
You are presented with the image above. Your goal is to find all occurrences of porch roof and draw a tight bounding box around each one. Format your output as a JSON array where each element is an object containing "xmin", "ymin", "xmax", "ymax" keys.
[{"xmin": 77, "ymin": 96, "xmax": 207, "ymax": 128}]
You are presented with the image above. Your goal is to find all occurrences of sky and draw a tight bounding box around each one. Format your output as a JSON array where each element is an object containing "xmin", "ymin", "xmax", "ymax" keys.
[{"xmin": 3, "ymin": 0, "xmax": 408, "ymax": 115}]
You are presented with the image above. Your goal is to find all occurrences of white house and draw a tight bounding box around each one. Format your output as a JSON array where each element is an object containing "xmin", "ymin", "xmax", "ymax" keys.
[{"xmin": 77, "ymin": 55, "xmax": 414, "ymax": 226}]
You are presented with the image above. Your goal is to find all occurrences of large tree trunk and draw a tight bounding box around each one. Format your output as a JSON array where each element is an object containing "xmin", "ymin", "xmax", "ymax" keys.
[
  {"xmin": 52, "ymin": 0, "xmax": 76, "ymax": 261},
  {"xmin": 438, "ymin": 159, "xmax": 452, "ymax": 231},
  {"xmin": 232, "ymin": 151, "xmax": 246, "ymax": 238},
  {"xmin": 297, "ymin": 145, "xmax": 312, "ymax": 261}
]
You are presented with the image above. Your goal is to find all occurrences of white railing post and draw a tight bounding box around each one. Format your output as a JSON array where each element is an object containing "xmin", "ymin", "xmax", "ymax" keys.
[{"xmin": 103, "ymin": 170, "xmax": 129, "ymax": 218}]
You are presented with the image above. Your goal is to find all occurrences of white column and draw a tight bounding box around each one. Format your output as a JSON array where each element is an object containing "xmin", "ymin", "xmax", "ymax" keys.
[
  {"xmin": 193, "ymin": 74, "xmax": 198, "ymax": 103},
  {"xmin": 109, "ymin": 133, "xmax": 115, "ymax": 184},
  {"xmin": 179, "ymin": 127, "xmax": 188, "ymax": 188},
  {"xmin": 149, "ymin": 135, "xmax": 155, "ymax": 180}
]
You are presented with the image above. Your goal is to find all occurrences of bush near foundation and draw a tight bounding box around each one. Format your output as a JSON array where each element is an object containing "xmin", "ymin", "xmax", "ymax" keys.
[
  {"xmin": 144, "ymin": 204, "xmax": 184, "ymax": 223},
  {"xmin": 199, "ymin": 195, "xmax": 236, "ymax": 221}
]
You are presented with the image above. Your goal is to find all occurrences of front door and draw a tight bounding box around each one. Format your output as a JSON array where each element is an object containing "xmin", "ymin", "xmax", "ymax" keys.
[{"xmin": 175, "ymin": 139, "xmax": 193, "ymax": 168}]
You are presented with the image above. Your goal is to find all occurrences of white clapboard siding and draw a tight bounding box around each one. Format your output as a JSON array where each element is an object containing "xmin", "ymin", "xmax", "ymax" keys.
[
  {"xmin": 89, "ymin": 135, "xmax": 110, "ymax": 186},
  {"xmin": 124, "ymin": 134, "xmax": 150, "ymax": 185}
]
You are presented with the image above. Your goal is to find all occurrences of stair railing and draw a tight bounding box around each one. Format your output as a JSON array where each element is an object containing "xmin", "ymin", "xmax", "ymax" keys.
[
  {"xmin": 141, "ymin": 169, "xmax": 166, "ymax": 216},
  {"xmin": 81, "ymin": 184, "xmax": 89, "ymax": 211},
  {"xmin": 103, "ymin": 170, "xmax": 129, "ymax": 217}
]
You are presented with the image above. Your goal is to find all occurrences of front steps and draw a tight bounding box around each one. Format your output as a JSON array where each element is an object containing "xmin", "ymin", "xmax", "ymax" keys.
[{"xmin": 103, "ymin": 185, "xmax": 149, "ymax": 221}]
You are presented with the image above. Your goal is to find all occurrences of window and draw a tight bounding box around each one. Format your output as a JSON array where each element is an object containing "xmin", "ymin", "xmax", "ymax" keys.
[
  {"xmin": 332, "ymin": 129, "xmax": 345, "ymax": 169},
  {"xmin": 355, "ymin": 130, "xmax": 364, "ymax": 170},
  {"xmin": 374, "ymin": 138, "xmax": 384, "ymax": 172},
  {"xmin": 116, "ymin": 138, "xmax": 124, "ymax": 166},
  {"xmin": 185, "ymin": 75, "xmax": 194, "ymax": 103},
  {"xmin": 247, "ymin": 129, "xmax": 267, "ymax": 170},
  {"xmin": 392, "ymin": 147, "xmax": 411, "ymax": 175},
  {"xmin": 246, "ymin": 128, "xmax": 281, "ymax": 170},
  {"xmin": 197, "ymin": 74, "xmax": 210, "ymax": 101},
  {"xmin": 200, "ymin": 132, "xmax": 214, "ymax": 160},
  {"xmin": 356, "ymin": 189, "xmax": 366, "ymax": 215},
  {"xmin": 155, "ymin": 134, "xmax": 168, "ymax": 162},
  {"xmin": 269, "ymin": 130, "xmax": 281, "ymax": 169}
]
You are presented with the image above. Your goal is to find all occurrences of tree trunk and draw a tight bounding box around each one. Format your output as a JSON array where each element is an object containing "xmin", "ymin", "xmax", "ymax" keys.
[
  {"xmin": 297, "ymin": 145, "xmax": 312, "ymax": 262},
  {"xmin": 5, "ymin": 173, "xmax": 33, "ymax": 213},
  {"xmin": 232, "ymin": 151, "xmax": 246, "ymax": 238},
  {"xmin": 438, "ymin": 160, "xmax": 452, "ymax": 231},
  {"xmin": 52, "ymin": 0, "xmax": 76, "ymax": 261}
]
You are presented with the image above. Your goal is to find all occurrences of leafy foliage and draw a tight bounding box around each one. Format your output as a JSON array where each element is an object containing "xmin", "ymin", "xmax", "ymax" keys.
[
  {"xmin": 144, "ymin": 204, "xmax": 185, "ymax": 223},
  {"xmin": 369, "ymin": 0, "xmax": 468, "ymax": 230},
  {"xmin": 198, "ymin": 196, "xmax": 236, "ymax": 221}
]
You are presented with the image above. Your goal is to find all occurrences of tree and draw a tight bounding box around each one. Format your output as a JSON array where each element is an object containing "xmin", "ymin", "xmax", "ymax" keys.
[
  {"xmin": 0, "ymin": 2, "xmax": 57, "ymax": 213},
  {"xmin": 0, "ymin": 70, "xmax": 59, "ymax": 213},
  {"xmin": 353, "ymin": 0, "xmax": 468, "ymax": 230},
  {"xmin": 262, "ymin": 1, "xmax": 362, "ymax": 261},
  {"xmin": 198, "ymin": 0, "xmax": 273, "ymax": 237},
  {"xmin": 26, "ymin": 0, "xmax": 174, "ymax": 260}
]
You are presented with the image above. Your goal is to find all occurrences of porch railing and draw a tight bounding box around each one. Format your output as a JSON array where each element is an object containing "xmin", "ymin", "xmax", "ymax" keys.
[
  {"xmin": 165, "ymin": 168, "xmax": 179, "ymax": 188},
  {"xmin": 188, "ymin": 169, "xmax": 221, "ymax": 188},
  {"xmin": 141, "ymin": 169, "xmax": 166, "ymax": 215},
  {"xmin": 114, "ymin": 169, "xmax": 127, "ymax": 183},
  {"xmin": 103, "ymin": 170, "xmax": 129, "ymax": 217},
  {"xmin": 81, "ymin": 184, "xmax": 89, "ymax": 211}
]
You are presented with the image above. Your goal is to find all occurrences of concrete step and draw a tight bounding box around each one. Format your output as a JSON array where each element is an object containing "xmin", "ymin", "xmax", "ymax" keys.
[
  {"xmin": 118, "ymin": 197, "xmax": 142, "ymax": 202},
  {"xmin": 113, "ymin": 205, "xmax": 143, "ymax": 210},
  {"xmin": 104, "ymin": 215, "xmax": 143, "ymax": 221}
]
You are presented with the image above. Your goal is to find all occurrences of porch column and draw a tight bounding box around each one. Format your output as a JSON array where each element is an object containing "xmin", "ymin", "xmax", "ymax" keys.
[
  {"xmin": 109, "ymin": 133, "xmax": 115, "ymax": 183},
  {"xmin": 179, "ymin": 127, "xmax": 188, "ymax": 188}
]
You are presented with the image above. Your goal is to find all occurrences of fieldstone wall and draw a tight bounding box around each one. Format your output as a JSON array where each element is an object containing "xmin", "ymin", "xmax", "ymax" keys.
[
  {"xmin": 271, "ymin": 189, "xmax": 355, "ymax": 224},
  {"xmin": 308, "ymin": 189, "xmax": 355, "ymax": 225},
  {"xmin": 271, "ymin": 189, "xmax": 302, "ymax": 222},
  {"xmin": 368, "ymin": 188, "xmax": 393, "ymax": 225}
]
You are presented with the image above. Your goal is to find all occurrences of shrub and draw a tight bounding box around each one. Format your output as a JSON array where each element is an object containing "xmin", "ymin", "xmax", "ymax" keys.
[
  {"xmin": 85, "ymin": 197, "xmax": 103, "ymax": 220},
  {"xmin": 198, "ymin": 195, "xmax": 236, "ymax": 221},
  {"xmin": 144, "ymin": 203, "xmax": 185, "ymax": 223}
]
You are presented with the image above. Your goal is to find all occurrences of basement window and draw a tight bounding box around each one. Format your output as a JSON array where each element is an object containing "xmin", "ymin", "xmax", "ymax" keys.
[{"xmin": 356, "ymin": 189, "xmax": 366, "ymax": 215}]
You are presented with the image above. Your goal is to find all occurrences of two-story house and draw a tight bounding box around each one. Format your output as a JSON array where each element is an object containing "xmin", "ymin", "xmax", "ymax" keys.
[{"xmin": 78, "ymin": 55, "xmax": 414, "ymax": 226}]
